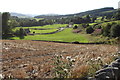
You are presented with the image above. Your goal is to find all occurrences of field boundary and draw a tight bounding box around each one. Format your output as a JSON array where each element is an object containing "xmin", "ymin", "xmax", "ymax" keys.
[
  {"xmin": 28, "ymin": 27, "xmax": 65, "ymax": 35},
  {"xmin": 32, "ymin": 40, "xmax": 105, "ymax": 44}
]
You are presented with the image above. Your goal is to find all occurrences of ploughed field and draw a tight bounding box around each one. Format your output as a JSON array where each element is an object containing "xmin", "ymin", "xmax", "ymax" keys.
[{"xmin": 1, "ymin": 40, "xmax": 118, "ymax": 78}]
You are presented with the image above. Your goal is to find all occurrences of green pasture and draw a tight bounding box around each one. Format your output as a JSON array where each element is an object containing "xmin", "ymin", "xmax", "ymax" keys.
[
  {"xmin": 89, "ymin": 23, "xmax": 97, "ymax": 26},
  {"xmin": 30, "ymin": 29, "xmax": 58, "ymax": 33},
  {"xmin": 13, "ymin": 24, "xmax": 67, "ymax": 31},
  {"xmin": 95, "ymin": 17, "xmax": 103, "ymax": 23},
  {"xmin": 11, "ymin": 23, "xmax": 110, "ymax": 43},
  {"xmin": 11, "ymin": 28, "xmax": 90, "ymax": 42}
]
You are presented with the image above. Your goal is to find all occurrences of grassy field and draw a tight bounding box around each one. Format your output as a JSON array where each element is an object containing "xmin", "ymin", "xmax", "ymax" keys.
[
  {"xmin": 89, "ymin": 23, "xmax": 97, "ymax": 26},
  {"xmin": 30, "ymin": 29, "xmax": 58, "ymax": 33},
  {"xmin": 13, "ymin": 24, "xmax": 67, "ymax": 32},
  {"xmin": 12, "ymin": 24, "xmax": 108, "ymax": 43},
  {"xmin": 15, "ymin": 24, "xmax": 67, "ymax": 29},
  {"xmin": 11, "ymin": 28, "xmax": 90, "ymax": 42}
]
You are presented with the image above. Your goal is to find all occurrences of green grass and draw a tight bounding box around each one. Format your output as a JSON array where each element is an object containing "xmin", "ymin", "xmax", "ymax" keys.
[
  {"xmin": 97, "ymin": 17, "xmax": 102, "ymax": 20},
  {"xmin": 25, "ymin": 24, "xmax": 67, "ymax": 28},
  {"xmin": 89, "ymin": 23, "xmax": 97, "ymax": 26},
  {"xmin": 12, "ymin": 24, "xmax": 67, "ymax": 32},
  {"xmin": 95, "ymin": 17, "xmax": 103, "ymax": 23},
  {"xmin": 11, "ymin": 23, "xmax": 109, "ymax": 43},
  {"xmin": 30, "ymin": 29, "xmax": 58, "ymax": 33},
  {"xmin": 11, "ymin": 28, "xmax": 90, "ymax": 43},
  {"xmin": 13, "ymin": 24, "xmax": 67, "ymax": 31}
]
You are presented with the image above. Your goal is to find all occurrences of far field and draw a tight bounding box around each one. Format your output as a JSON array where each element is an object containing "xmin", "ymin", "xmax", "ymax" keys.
[{"xmin": 11, "ymin": 24, "xmax": 105, "ymax": 43}]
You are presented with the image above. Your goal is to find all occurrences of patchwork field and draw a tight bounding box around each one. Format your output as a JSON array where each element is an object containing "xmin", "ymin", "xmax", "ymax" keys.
[
  {"xmin": 1, "ymin": 40, "xmax": 118, "ymax": 78},
  {"xmin": 11, "ymin": 24, "xmax": 105, "ymax": 43},
  {"xmin": 13, "ymin": 24, "xmax": 68, "ymax": 31},
  {"xmin": 12, "ymin": 28, "xmax": 91, "ymax": 42}
]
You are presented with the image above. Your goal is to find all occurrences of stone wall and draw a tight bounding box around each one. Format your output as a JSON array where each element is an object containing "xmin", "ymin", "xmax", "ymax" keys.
[{"xmin": 93, "ymin": 57, "xmax": 120, "ymax": 80}]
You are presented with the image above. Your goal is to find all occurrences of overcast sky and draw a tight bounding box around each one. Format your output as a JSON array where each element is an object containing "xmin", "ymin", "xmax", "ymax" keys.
[{"xmin": 1, "ymin": 0, "xmax": 120, "ymax": 15}]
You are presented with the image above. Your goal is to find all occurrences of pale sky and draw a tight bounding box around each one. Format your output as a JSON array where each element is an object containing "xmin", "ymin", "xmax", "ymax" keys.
[{"xmin": 1, "ymin": 0, "xmax": 120, "ymax": 15}]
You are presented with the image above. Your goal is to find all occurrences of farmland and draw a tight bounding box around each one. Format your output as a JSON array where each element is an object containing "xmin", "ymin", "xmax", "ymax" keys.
[
  {"xmin": 12, "ymin": 28, "xmax": 89, "ymax": 42},
  {"xmin": 11, "ymin": 24, "xmax": 105, "ymax": 43},
  {"xmin": 13, "ymin": 24, "xmax": 68, "ymax": 30},
  {"xmin": 29, "ymin": 28, "xmax": 58, "ymax": 34}
]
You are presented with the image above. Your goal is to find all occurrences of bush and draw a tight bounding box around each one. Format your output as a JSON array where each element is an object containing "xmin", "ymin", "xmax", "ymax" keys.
[
  {"xmin": 102, "ymin": 23, "xmax": 111, "ymax": 37},
  {"xmin": 73, "ymin": 25, "xmax": 78, "ymax": 29},
  {"xmin": 86, "ymin": 26, "xmax": 94, "ymax": 34},
  {"xmin": 15, "ymin": 28, "xmax": 26, "ymax": 39},
  {"xmin": 110, "ymin": 24, "xmax": 120, "ymax": 38}
]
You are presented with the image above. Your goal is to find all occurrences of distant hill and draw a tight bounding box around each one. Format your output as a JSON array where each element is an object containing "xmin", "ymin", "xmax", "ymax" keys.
[
  {"xmin": 34, "ymin": 14, "xmax": 62, "ymax": 19},
  {"xmin": 35, "ymin": 7, "xmax": 117, "ymax": 19},
  {"xmin": 72, "ymin": 7, "xmax": 117, "ymax": 16},
  {"xmin": 10, "ymin": 12, "xmax": 33, "ymax": 18}
]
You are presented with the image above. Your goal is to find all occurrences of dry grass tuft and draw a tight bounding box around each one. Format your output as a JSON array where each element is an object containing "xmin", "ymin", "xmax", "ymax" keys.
[{"xmin": 71, "ymin": 65, "xmax": 89, "ymax": 78}]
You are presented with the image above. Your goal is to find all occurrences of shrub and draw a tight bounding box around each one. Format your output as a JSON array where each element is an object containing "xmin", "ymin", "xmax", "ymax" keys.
[
  {"xmin": 86, "ymin": 26, "xmax": 94, "ymax": 34},
  {"xmin": 110, "ymin": 24, "xmax": 120, "ymax": 38},
  {"xmin": 102, "ymin": 23, "xmax": 111, "ymax": 37},
  {"xmin": 73, "ymin": 25, "xmax": 78, "ymax": 29},
  {"xmin": 15, "ymin": 28, "xmax": 26, "ymax": 39}
]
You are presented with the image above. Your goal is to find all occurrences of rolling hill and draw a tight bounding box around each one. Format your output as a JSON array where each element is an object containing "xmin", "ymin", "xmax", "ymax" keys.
[
  {"xmin": 34, "ymin": 7, "xmax": 117, "ymax": 19},
  {"xmin": 10, "ymin": 12, "xmax": 34, "ymax": 18}
]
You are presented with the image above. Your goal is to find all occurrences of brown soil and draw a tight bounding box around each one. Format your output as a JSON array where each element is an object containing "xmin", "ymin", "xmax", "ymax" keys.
[{"xmin": 1, "ymin": 40, "xmax": 118, "ymax": 78}]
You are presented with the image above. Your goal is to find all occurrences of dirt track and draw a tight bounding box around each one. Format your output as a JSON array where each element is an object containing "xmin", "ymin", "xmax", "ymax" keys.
[{"xmin": 1, "ymin": 40, "xmax": 118, "ymax": 78}]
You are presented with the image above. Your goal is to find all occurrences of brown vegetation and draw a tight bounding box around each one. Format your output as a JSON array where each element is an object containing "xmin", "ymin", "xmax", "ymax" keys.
[{"xmin": 1, "ymin": 40, "xmax": 118, "ymax": 78}]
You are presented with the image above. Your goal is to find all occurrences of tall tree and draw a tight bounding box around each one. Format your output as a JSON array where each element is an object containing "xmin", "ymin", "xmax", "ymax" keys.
[{"xmin": 2, "ymin": 12, "xmax": 11, "ymax": 38}]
